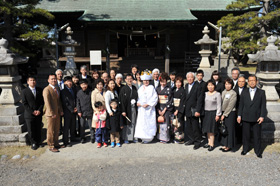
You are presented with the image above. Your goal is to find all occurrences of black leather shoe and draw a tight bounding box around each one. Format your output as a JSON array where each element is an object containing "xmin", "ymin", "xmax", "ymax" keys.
[
  {"xmin": 241, "ymin": 151, "xmax": 248, "ymax": 156},
  {"xmin": 208, "ymin": 146, "xmax": 214, "ymax": 151},
  {"xmin": 193, "ymin": 144, "xmax": 200, "ymax": 150},
  {"xmin": 31, "ymin": 144, "xmax": 38, "ymax": 150},
  {"xmin": 184, "ymin": 141, "xmax": 194, "ymax": 146},
  {"xmin": 222, "ymin": 148, "xmax": 231, "ymax": 152},
  {"xmin": 257, "ymin": 154, "xmax": 262, "ymax": 158},
  {"xmin": 203, "ymin": 144, "xmax": 210, "ymax": 148}
]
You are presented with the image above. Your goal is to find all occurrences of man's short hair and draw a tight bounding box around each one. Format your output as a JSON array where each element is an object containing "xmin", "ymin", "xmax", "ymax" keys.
[
  {"xmin": 186, "ymin": 72, "xmax": 195, "ymax": 78},
  {"xmin": 115, "ymin": 73, "xmax": 123, "ymax": 79},
  {"xmin": 55, "ymin": 69, "xmax": 63, "ymax": 74},
  {"xmin": 48, "ymin": 73, "xmax": 56, "ymax": 79},
  {"xmin": 63, "ymin": 76, "xmax": 72, "ymax": 82},
  {"xmin": 27, "ymin": 76, "xmax": 36, "ymax": 81},
  {"xmin": 110, "ymin": 99, "xmax": 118, "ymax": 104},
  {"xmin": 152, "ymin": 68, "xmax": 160, "ymax": 74},
  {"xmin": 196, "ymin": 69, "xmax": 204, "ymax": 76},
  {"xmin": 79, "ymin": 79, "xmax": 88, "ymax": 84},
  {"xmin": 80, "ymin": 65, "xmax": 87, "ymax": 70},
  {"xmin": 231, "ymin": 67, "xmax": 240, "ymax": 73},
  {"xmin": 125, "ymin": 73, "xmax": 133, "ymax": 79},
  {"xmin": 248, "ymin": 74, "xmax": 257, "ymax": 81},
  {"xmin": 170, "ymin": 71, "xmax": 176, "ymax": 75}
]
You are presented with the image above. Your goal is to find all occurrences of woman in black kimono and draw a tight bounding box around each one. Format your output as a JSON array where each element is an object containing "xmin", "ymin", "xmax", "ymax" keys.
[
  {"xmin": 156, "ymin": 72, "xmax": 174, "ymax": 143},
  {"xmin": 173, "ymin": 76, "xmax": 185, "ymax": 143},
  {"xmin": 211, "ymin": 70, "xmax": 224, "ymax": 94}
]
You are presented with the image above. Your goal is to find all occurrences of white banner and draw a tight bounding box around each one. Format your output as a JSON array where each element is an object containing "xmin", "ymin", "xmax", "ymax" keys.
[{"xmin": 90, "ymin": 50, "xmax": 102, "ymax": 65}]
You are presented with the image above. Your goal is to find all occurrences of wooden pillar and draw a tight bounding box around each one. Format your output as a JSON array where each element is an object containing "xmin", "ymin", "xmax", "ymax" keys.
[
  {"xmin": 106, "ymin": 30, "xmax": 110, "ymax": 73},
  {"xmin": 165, "ymin": 33, "xmax": 170, "ymax": 74}
]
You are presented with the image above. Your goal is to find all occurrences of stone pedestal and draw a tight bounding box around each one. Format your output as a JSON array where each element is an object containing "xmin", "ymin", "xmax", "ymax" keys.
[
  {"xmin": 262, "ymin": 102, "xmax": 280, "ymax": 142},
  {"xmin": 257, "ymin": 73, "xmax": 280, "ymax": 101},
  {"xmin": 0, "ymin": 38, "xmax": 28, "ymax": 146},
  {"xmin": 199, "ymin": 50, "xmax": 212, "ymax": 68},
  {"xmin": 212, "ymin": 54, "xmax": 235, "ymax": 79}
]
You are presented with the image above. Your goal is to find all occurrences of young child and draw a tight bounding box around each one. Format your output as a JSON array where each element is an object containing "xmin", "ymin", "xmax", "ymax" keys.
[
  {"xmin": 92, "ymin": 101, "xmax": 108, "ymax": 148},
  {"xmin": 106, "ymin": 99, "xmax": 123, "ymax": 147}
]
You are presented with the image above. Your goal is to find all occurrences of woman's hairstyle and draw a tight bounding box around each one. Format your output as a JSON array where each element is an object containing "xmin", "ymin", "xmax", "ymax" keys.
[
  {"xmin": 159, "ymin": 72, "xmax": 169, "ymax": 82},
  {"xmin": 211, "ymin": 70, "xmax": 221, "ymax": 82},
  {"xmin": 206, "ymin": 79, "xmax": 217, "ymax": 90},
  {"xmin": 96, "ymin": 79, "xmax": 104, "ymax": 86},
  {"xmin": 224, "ymin": 78, "xmax": 234, "ymax": 89},
  {"xmin": 175, "ymin": 76, "xmax": 183, "ymax": 86},
  {"xmin": 106, "ymin": 79, "xmax": 116, "ymax": 91},
  {"xmin": 94, "ymin": 101, "xmax": 103, "ymax": 108}
]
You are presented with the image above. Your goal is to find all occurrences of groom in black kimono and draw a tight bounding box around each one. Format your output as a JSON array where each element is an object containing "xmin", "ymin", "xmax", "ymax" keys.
[{"xmin": 119, "ymin": 73, "xmax": 138, "ymax": 143}]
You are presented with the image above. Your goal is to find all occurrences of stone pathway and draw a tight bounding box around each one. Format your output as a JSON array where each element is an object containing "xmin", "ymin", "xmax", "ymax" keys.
[{"xmin": 0, "ymin": 142, "xmax": 280, "ymax": 186}]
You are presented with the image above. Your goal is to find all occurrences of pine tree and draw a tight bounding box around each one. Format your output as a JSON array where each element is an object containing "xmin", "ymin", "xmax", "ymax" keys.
[
  {"xmin": 0, "ymin": 0, "xmax": 54, "ymax": 57},
  {"xmin": 217, "ymin": 0, "xmax": 280, "ymax": 63}
]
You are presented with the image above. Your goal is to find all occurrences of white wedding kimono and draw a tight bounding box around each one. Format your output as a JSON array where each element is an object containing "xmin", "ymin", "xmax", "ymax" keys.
[{"xmin": 134, "ymin": 85, "xmax": 158, "ymax": 141}]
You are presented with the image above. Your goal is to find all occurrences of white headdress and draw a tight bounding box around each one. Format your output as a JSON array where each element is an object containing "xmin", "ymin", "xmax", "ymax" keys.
[{"xmin": 140, "ymin": 69, "xmax": 152, "ymax": 81}]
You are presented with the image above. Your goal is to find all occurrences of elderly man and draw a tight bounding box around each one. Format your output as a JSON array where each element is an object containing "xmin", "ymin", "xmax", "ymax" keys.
[
  {"xmin": 79, "ymin": 65, "xmax": 92, "ymax": 90},
  {"xmin": 179, "ymin": 72, "xmax": 204, "ymax": 150},
  {"xmin": 231, "ymin": 67, "xmax": 240, "ymax": 90},
  {"xmin": 234, "ymin": 75, "xmax": 248, "ymax": 144},
  {"xmin": 115, "ymin": 73, "xmax": 124, "ymax": 95},
  {"xmin": 237, "ymin": 75, "xmax": 266, "ymax": 158},
  {"xmin": 150, "ymin": 68, "xmax": 160, "ymax": 88},
  {"xmin": 55, "ymin": 69, "xmax": 64, "ymax": 90},
  {"xmin": 43, "ymin": 74, "xmax": 64, "ymax": 152}
]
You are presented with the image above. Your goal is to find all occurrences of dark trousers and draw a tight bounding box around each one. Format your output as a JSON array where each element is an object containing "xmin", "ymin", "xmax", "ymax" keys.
[
  {"xmin": 242, "ymin": 121, "xmax": 262, "ymax": 155},
  {"xmin": 63, "ymin": 112, "xmax": 76, "ymax": 145},
  {"xmin": 25, "ymin": 117, "xmax": 42, "ymax": 145},
  {"xmin": 95, "ymin": 128, "xmax": 108, "ymax": 143},
  {"xmin": 80, "ymin": 116, "xmax": 94, "ymax": 140},
  {"xmin": 185, "ymin": 116, "xmax": 202, "ymax": 145},
  {"xmin": 236, "ymin": 122, "xmax": 243, "ymax": 144}
]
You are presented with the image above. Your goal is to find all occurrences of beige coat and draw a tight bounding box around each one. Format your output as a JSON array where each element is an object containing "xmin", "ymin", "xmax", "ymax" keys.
[
  {"xmin": 43, "ymin": 85, "xmax": 63, "ymax": 117},
  {"xmin": 91, "ymin": 88, "xmax": 106, "ymax": 112},
  {"xmin": 221, "ymin": 89, "xmax": 237, "ymax": 117}
]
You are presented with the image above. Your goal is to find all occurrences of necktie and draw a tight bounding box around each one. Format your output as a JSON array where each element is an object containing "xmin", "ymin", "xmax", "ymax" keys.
[
  {"xmin": 69, "ymin": 88, "xmax": 74, "ymax": 97},
  {"xmin": 32, "ymin": 89, "xmax": 36, "ymax": 98}
]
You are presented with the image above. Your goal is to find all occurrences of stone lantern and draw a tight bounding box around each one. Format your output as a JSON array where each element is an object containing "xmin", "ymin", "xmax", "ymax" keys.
[
  {"xmin": 248, "ymin": 35, "xmax": 280, "ymax": 101},
  {"xmin": 58, "ymin": 26, "xmax": 80, "ymax": 76},
  {"xmin": 0, "ymin": 38, "xmax": 29, "ymax": 145},
  {"xmin": 194, "ymin": 26, "xmax": 218, "ymax": 68}
]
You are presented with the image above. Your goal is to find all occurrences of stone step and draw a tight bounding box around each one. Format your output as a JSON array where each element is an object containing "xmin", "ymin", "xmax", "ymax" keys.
[
  {"xmin": 266, "ymin": 112, "xmax": 280, "ymax": 122},
  {"xmin": 0, "ymin": 133, "xmax": 19, "ymax": 142},
  {"xmin": 0, "ymin": 104, "xmax": 24, "ymax": 116},
  {"xmin": 0, "ymin": 114, "xmax": 25, "ymax": 126},
  {"xmin": 0, "ymin": 125, "xmax": 25, "ymax": 134},
  {"xmin": 266, "ymin": 102, "xmax": 280, "ymax": 112}
]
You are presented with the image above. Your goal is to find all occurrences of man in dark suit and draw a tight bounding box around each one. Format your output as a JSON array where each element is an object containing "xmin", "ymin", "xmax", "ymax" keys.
[
  {"xmin": 61, "ymin": 76, "xmax": 77, "ymax": 147},
  {"xmin": 231, "ymin": 67, "xmax": 240, "ymax": 90},
  {"xmin": 167, "ymin": 71, "xmax": 176, "ymax": 91},
  {"xmin": 237, "ymin": 75, "xmax": 267, "ymax": 158},
  {"xmin": 179, "ymin": 72, "xmax": 204, "ymax": 150},
  {"xmin": 234, "ymin": 75, "xmax": 247, "ymax": 144},
  {"xmin": 150, "ymin": 68, "xmax": 160, "ymax": 88},
  {"xmin": 196, "ymin": 69, "xmax": 207, "ymax": 135},
  {"xmin": 21, "ymin": 76, "xmax": 44, "ymax": 150}
]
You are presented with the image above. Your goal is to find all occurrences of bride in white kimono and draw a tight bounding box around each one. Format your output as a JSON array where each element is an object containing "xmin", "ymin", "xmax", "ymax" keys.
[{"xmin": 134, "ymin": 70, "xmax": 158, "ymax": 143}]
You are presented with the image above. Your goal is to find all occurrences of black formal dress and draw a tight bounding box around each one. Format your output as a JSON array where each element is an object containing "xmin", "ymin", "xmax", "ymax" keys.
[
  {"xmin": 61, "ymin": 87, "xmax": 77, "ymax": 145},
  {"xmin": 215, "ymin": 81, "xmax": 225, "ymax": 94},
  {"xmin": 21, "ymin": 86, "xmax": 44, "ymax": 146},
  {"xmin": 173, "ymin": 87, "xmax": 185, "ymax": 142},
  {"xmin": 178, "ymin": 82, "xmax": 204, "ymax": 146},
  {"xmin": 156, "ymin": 85, "xmax": 174, "ymax": 142},
  {"xmin": 238, "ymin": 88, "xmax": 267, "ymax": 156}
]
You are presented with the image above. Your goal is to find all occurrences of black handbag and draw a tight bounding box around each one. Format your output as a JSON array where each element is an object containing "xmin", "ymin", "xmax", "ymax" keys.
[{"xmin": 219, "ymin": 120, "xmax": 228, "ymax": 136}]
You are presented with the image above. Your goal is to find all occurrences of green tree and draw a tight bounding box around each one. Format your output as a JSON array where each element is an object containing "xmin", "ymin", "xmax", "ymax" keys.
[
  {"xmin": 0, "ymin": 0, "xmax": 54, "ymax": 57},
  {"xmin": 217, "ymin": 0, "xmax": 280, "ymax": 63}
]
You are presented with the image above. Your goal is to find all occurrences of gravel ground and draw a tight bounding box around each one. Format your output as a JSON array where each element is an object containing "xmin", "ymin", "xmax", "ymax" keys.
[{"xmin": 1, "ymin": 142, "xmax": 279, "ymax": 186}]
